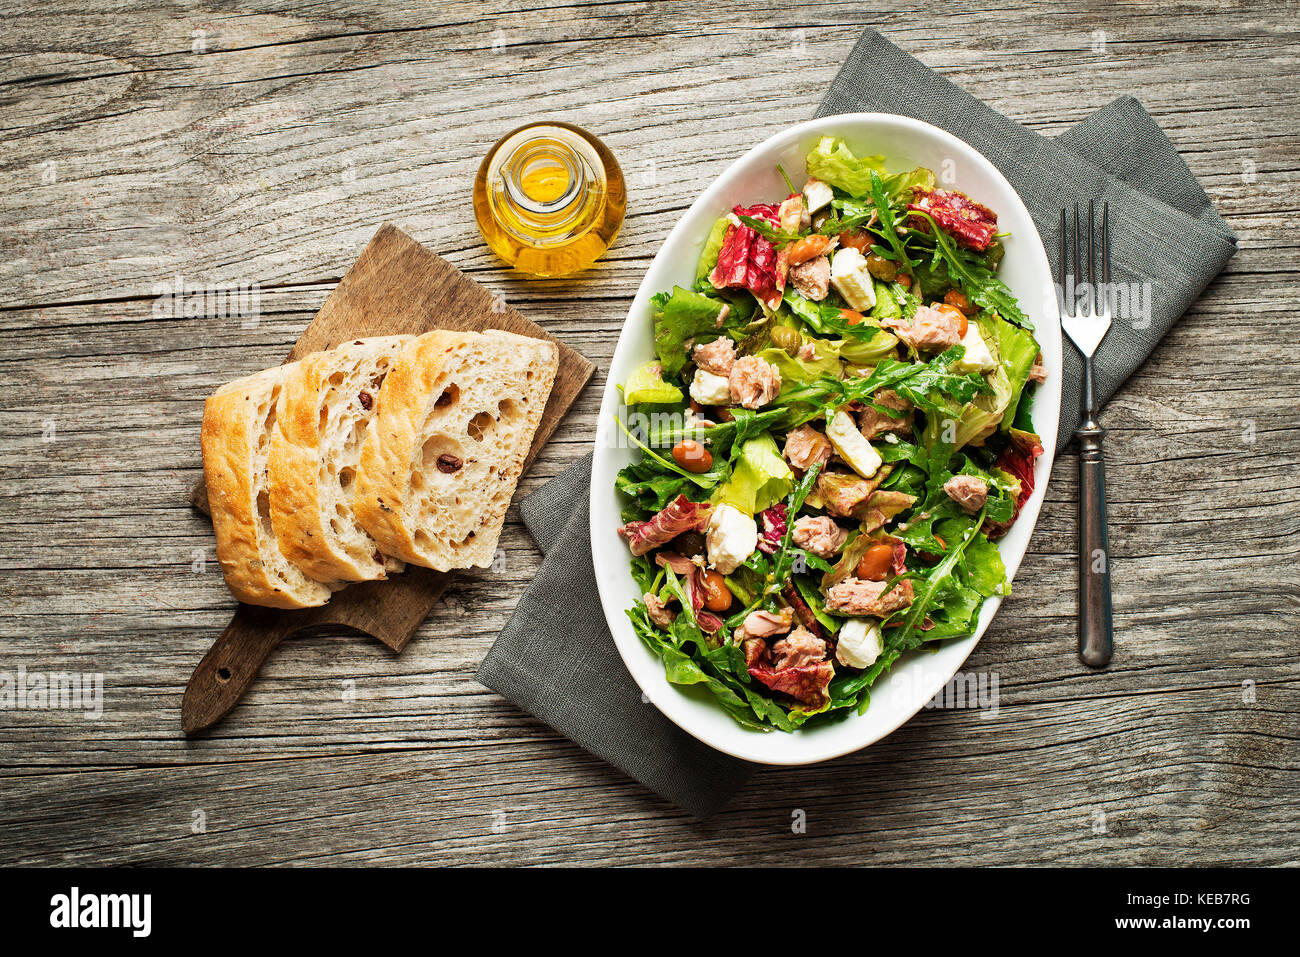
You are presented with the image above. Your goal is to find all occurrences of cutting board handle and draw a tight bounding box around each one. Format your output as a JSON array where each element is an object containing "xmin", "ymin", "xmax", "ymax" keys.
[{"xmin": 182, "ymin": 605, "xmax": 303, "ymax": 734}]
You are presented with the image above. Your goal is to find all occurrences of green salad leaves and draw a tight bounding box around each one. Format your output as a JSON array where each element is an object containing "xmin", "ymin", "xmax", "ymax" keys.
[{"xmin": 621, "ymin": 135, "xmax": 1044, "ymax": 733}]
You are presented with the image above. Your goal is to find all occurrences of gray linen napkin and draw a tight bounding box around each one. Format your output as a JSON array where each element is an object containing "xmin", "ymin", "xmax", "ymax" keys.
[
  {"xmin": 478, "ymin": 452, "xmax": 755, "ymax": 818},
  {"xmin": 477, "ymin": 29, "xmax": 1236, "ymax": 817}
]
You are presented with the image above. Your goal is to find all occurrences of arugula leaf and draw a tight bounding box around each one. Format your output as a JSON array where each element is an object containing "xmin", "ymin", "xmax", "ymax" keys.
[
  {"xmin": 628, "ymin": 602, "xmax": 779, "ymax": 733},
  {"xmin": 782, "ymin": 287, "xmax": 883, "ymax": 343},
  {"xmin": 736, "ymin": 214, "xmax": 802, "ymax": 247},
  {"xmin": 908, "ymin": 210, "xmax": 1032, "ymax": 329},
  {"xmin": 886, "ymin": 505, "xmax": 990, "ymax": 652},
  {"xmin": 614, "ymin": 414, "xmax": 726, "ymax": 488},
  {"xmin": 615, "ymin": 460, "xmax": 695, "ymax": 521},
  {"xmin": 838, "ymin": 349, "xmax": 992, "ymax": 421},
  {"xmin": 762, "ymin": 463, "xmax": 823, "ymax": 608},
  {"xmin": 793, "ymin": 573, "xmax": 841, "ymax": 633},
  {"xmin": 869, "ymin": 171, "xmax": 920, "ymax": 271}
]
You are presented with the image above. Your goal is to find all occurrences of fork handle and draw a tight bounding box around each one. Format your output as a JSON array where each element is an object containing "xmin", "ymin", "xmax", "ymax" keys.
[{"xmin": 1076, "ymin": 422, "xmax": 1113, "ymax": 667}]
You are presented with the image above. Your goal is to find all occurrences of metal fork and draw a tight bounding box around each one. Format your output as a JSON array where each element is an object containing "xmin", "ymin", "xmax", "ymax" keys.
[{"xmin": 1061, "ymin": 202, "xmax": 1114, "ymax": 668}]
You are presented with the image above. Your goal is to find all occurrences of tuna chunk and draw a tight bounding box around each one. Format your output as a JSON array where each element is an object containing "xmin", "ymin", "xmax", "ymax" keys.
[
  {"xmin": 792, "ymin": 516, "xmax": 848, "ymax": 559},
  {"xmin": 744, "ymin": 625, "xmax": 835, "ymax": 707},
  {"xmin": 789, "ymin": 255, "xmax": 831, "ymax": 301},
  {"xmin": 815, "ymin": 470, "xmax": 876, "ymax": 518},
  {"xmin": 643, "ymin": 592, "xmax": 676, "ymax": 628},
  {"xmin": 728, "ymin": 355, "xmax": 782, "ymax": 409},
  {"xmin": 1029, "ymin": 352, "xmax": 1047, "ymax": 383},
  {"xmin": 825, "ymin": 576, "xmax": 915, "ymax": 616},
  {"xmin": 693, "ymin": 336, "xmax": 737, "ymax": 377},
  {"xmin": 770, "ymin": 626, "xmax": 827, "ymax": 670},
  {"xmin": 882, "ymin": 304, "xmax": 961, "ymax": 352},
  {"xmin": 858, "ymin": 388, "xmax": 914, "ymax": 439},
  {"xmin": 783, "ymin": 424, "xmax": 833, "ymax": 473},
  {"xmin": 943, "ymin": 474, "xmax": 990, "ymax": 515},
  {"xmin": 737, "ymin": 608, "xmax": 793, "ymax": 640}
]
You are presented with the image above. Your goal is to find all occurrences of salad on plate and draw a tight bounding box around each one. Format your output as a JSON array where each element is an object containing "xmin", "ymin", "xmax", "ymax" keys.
[{"xmin": 615, "ymin": 136, "xmax": 1047, "ymax": 732}]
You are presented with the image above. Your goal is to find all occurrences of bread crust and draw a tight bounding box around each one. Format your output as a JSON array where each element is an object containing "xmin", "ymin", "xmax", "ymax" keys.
[
  {"xmin": 201, "ymin": 365, "xmax": 331, "ymax": 609},
  {"xmin": 353, "ymin": 330, "xmax": 558, "ymax": 571},
  {"xmin": 267, "ymin": 337, "xmax": 411, "ymax": 583},
  {"xmin": 353, "ymin": 331, "xmax": 461, "ymax": 564}
]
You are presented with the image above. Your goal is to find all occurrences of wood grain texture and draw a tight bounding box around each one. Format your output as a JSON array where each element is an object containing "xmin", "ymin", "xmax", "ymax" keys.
[{"xmin": 0, "ymin": 0, "xmax": 1297, "ymax": 866}]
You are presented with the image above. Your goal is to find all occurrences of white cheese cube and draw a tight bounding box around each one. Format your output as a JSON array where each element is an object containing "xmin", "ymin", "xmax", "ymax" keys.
[
  {"xmin": 803, "ymin": 177, "xmax": 834, "ymax": 215},
  {"xmin": 836, "ymin": 617, "xmax": 883, "ymax": 669},
  {"xmin": 689, "ymin": 368, "xmax": 731, "ymax": 406},
  {"xmin": 826, "ymin": 410, "xmax": 882, "ymax": 479},
  {"xmin": 830, "ymin": 248, "xmax": 877, "ymax": 312},
  {"xmin": 952, "ymin": 322, "xmax": 998, "ymax": 374},
  {"xmin": 706, "ymin": 503, "xmax": 758, "ymax": 575}
]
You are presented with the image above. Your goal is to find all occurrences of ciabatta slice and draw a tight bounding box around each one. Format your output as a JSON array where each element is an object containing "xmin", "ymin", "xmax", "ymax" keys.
[
  {"xmin": 268, "ymin": 336, "xmax": 413, "ymax": 583},
  {"xmin": 202, "ymin": 365, "xmax": 332, "ymax": 609},
  {"xmin": 354, "ymin": 330, "xmax": 559, "ymax": 572}
]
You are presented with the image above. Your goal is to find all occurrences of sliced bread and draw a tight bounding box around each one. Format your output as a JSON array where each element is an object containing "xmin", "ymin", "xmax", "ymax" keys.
[
  {"xmin": 353, "ymin": 329, "xmax": 559, "ymax": 571},
  {"xmin": 268, "ymin": 336, "xmax": 413, "ymax": 583},
  {"xmin": 201, "ymin": 364, "xmax": 333, "ymax": 609}
]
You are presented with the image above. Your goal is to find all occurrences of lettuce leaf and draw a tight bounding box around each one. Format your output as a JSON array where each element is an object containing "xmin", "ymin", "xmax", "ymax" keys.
[
  {"xmin": 756, "ymin": 344, "xmax": 842, "ymax": 388},
  {"xmin": 922, "ymin": 313, "xmax": 1038, "ymax": 451},
  {"xmin": 805, "ymin": 136, "xmax": 886, "ymax": 197},
  {"xmin": 696, "ymin": 216, "xmax": 731, "ymax": 282},
  {"xmin": 622, "ymin": 360, "xmax": 684, "ymax": 405},
  {"xmin": 713, "ymin": 432, "xmax": 793, "ymax": 515},
  {"xmin": 651, "ymin": 286, "xmax": 738, "ymax": 376},
  {"xmin": 986, "ymin": 312, "xmax": 1040, "ymax": 430},
  {"xmin": 805, "ymin": 137, "xmax": 936, "ymax": 206},
  {"xmin": 880, "ymin": 166, "xmax": 937, "ymax": 201}
]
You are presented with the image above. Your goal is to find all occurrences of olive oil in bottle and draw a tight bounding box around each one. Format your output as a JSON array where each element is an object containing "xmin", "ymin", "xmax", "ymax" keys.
[{"xmin": 473, "ymin": 122, "xmax": 625, "ymax": 277}]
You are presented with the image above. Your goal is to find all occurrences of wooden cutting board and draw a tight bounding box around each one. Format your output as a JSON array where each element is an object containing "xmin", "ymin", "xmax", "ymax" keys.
[{"xmin": 182, "ymin": 223, "xmax": 593, "ymax": 734}]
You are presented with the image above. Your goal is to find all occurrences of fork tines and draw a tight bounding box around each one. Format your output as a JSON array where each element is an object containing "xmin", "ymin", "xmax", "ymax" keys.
[
  {"xmin": 1060, "ymin": 201, "xmax": 1111, "ymax": 322},
  {"xmin": 1060, "ymin": 201, "xmax": 1113, "ymax": 365}
]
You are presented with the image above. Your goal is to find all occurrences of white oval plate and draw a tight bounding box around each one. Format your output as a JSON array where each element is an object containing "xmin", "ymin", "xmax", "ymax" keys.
[{"xmin": 590, "ymin": 113, "xmax": 1061, "ymax": 766}]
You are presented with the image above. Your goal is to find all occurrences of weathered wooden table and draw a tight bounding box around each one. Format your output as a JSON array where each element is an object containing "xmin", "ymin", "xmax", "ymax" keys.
[{"xmin": 1, "ymin": 2, "xmax": 1296, "ymax": 866}]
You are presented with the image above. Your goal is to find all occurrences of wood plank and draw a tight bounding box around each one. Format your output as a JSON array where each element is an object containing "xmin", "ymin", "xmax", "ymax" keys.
[{"xmin": 0, "ymin": 0, "xmax": 1296, "ymax": 865}]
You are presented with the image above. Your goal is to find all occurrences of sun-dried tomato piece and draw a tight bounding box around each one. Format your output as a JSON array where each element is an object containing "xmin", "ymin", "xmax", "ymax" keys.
[
  {"xmin": 908, "ymin": 188, "xmax": 998, "ymax": 251},
  {"xmin": 984, "ymin": 429, "xmax": 1044, "ymax": 539}
]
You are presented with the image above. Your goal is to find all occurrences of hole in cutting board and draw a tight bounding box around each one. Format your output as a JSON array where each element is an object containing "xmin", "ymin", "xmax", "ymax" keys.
[{"xmin": 216, "ymin": 667, "xmax": 232, "ymax": 683}]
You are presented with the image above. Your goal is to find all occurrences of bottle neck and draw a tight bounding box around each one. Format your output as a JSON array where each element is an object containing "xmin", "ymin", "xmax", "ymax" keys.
[{"xmin": 486, "ymin": 125, "xmax": 606, "ymax": 248}]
